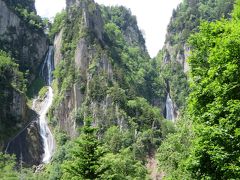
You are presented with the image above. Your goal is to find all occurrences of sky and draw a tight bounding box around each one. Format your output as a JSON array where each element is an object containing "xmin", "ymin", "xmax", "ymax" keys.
[{"xmin": 35, "ymin": 0, "xmax": 182, "ymax": 57}]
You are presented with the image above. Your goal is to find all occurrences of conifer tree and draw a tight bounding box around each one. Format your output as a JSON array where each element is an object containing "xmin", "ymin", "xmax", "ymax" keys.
[{"xmin": 62, "ymin": 118, "xmax": 106, "ymax": 180}]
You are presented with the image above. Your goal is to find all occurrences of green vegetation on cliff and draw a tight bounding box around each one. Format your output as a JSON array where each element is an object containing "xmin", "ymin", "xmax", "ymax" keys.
[
  {"xmin": 0, "ymin": 0, "xmax": 48, "ymax": 166},
  {"xmin": 0, "ymin": 51, "xmax": 26, "ymax": 93},
  {"xmin": 3, "ymin": 0, "xmax": 47, "ymax": 31},
  {"xmin": 167, "ymin": 0, "xmax": 234, "ymax": 45},
  {"xmin": 43, "ymin": 1, "xmax": 173, "ymax": 179},
  {"xmin": 2, "ymin": 0, "xmax": 240, "ymax": 179},
  {"xmin": 158, "ymin": 0, "xmax": 240, "ymax": 179},
  {"xmin": 157, "ymin": 0, "xmax": 235, "ymax": 111},
  {"xmin": 0, "ymin": 51, "xmax": 27, "ymax": 142}
]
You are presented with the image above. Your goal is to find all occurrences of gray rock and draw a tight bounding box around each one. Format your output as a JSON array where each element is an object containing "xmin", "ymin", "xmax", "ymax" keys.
[
  {"xmin": 0, "ymin": 0, "xmax": 48, "ymax": 165},
  {"xmin": 54, "ymin": 29, "xmax": 63, "ymax": 66},
  {"xmin": 0, "ymin": 0, "xmax": 48, "ymax": 81}
]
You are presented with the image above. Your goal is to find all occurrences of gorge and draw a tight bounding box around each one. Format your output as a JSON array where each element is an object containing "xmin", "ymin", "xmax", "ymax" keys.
[{"xmin": 0, "ymin": 0, "xmax": 239, "ymax": 179}]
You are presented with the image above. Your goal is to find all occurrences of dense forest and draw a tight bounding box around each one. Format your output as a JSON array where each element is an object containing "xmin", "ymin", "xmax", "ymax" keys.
[{"xmin": 0, "ymin": 0, "xmax": 240, "ymax": 179}]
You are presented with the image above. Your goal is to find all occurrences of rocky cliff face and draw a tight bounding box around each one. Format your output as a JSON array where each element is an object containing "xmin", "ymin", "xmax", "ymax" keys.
[
  {"xmin": 52, "ymin": 0, "xmax": 106, "ymax": 137},
  {"xmin": 0, "ymin": 0, "xmax": 48, "ymax": 165},
  {"xmin": 0, "ymin": 0, "xmax": 48, "ymax": 81},
  {"xmin": 51, "ymin": 0, "xmax": 148, "ymax": 137},
  {"xmin": 54, "ymin": 29, "xmax": 63, "ymax": 66},
  {"xmin": 157, "ymin": 0, "xmax": 235, "ymax": 112},
  {"xmin": 3, "ymin": 0, "xmax": 36, "ymax": 13},
  {"xmin": 6, "ymin": 120, "xmax": 44, "ymax": 166},
  {"xmin": 66, "ymin": 0, "xmax": 104, "ymax": 42},
  {"xmin": 1, "ymin": 87, "xmax": 44, "ymax": 166},
  {"xmin": 163, "ymin": 0, "xmax": 234, "ymax": 69}
]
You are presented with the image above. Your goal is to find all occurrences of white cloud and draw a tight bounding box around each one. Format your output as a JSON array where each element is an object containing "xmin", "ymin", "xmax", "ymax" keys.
[
  {"xmin": 35, "ymin": 0, "xmax": 182, "ymax": 57},
  {"xmin": 35, "ymin": 0, "xmax": 66, "ymax": 20}
]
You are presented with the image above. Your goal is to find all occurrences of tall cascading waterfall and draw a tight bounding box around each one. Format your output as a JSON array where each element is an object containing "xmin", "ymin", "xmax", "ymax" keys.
[
  {"xmin": 36, "ymin": 46, "xmax": 55, "ymax": 163},
  {"xmin": 165, "ymin": 93, "xmax": 175, "ymax": 121}
]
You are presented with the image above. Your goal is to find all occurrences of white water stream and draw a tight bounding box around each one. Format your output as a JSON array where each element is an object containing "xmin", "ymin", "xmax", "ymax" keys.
[
  {"xmin": 166, "ymin": 93, "xmax": 175, "ymax": 121},
  {"xmin": 35, "ymin": 46, "xmax": 55, "ymax": 163}
]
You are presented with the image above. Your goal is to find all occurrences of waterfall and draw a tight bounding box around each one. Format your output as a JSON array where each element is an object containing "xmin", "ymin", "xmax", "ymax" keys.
[
  {"xmin": 166, "ymin": 93, "xmax": 175, "ymax": 121},
  {"xmin": 38, "ymin": 46, "xmax": 55, "ymax": 163}
]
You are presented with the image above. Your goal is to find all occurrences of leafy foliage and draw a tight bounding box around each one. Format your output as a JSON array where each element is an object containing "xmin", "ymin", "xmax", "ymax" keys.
[
  {"xmin": 0, "ymin": 50, "xmax": 26, "ymax": 93},
  {"xmin": 0, "ymin": 51, "xmax": 27, "ymax": 141},
  {"xmin": 158, "ymin": 117, "xmax": 193, "ymax": 179},
  {"xmin": 157, "ymin": 1, "xmax": 240, "ymax": 179},
  {"xmin": 49, "ymin": 10, "xmax": 67, "ymax": 40},
  {"xmin": 167, "ymin": 0, "xmax": 234, "ymax": 45},
  {"xmin": 62, "ymin": 119, "xmax": 107, "ymax": 179},
  {"xmin": 0, "ymin": 153, "xmax": 19, "ymax": 179},
  {"xmin": 14, "ymin": 5, "xmax": 47, "ymax": 30},
  {"xmin": 157, "ymin": 0, "xmax": 235, "ymax": 111},
  {"xmin": 100, "ymin": 148, "xmax": 148, "ymax": 180},
  {"xmin": 38, "ymin": 86, "xmax": 48, "ymax": 100},
  {"xmin": 185, "ymin": 1, "xmax": 240, "ymax": 178}
]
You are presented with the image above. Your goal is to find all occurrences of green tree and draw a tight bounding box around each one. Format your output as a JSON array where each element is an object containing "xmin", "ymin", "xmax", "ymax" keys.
[
  {"xmin": 0, "ymin": 50, "xmax": 26, "ymax": 93},
  {"xmin": 103, "ymin": 126, "xmax": 131, "ymax": 153},
  {"xmin": 0, "ymin": 153, "xmax": 19, "ymax": 179},
  {"xmin": 157, "ymin": 117, "xmax": 192, "ymax": 179},
  {"xmin": 0, "ymin": 50, "xmax": 26, "ymax": 141},
  {"xmin": 186, "ymin": 1, "xmax": 240, "ymax": 178},
  {"xmin": 62, "ymin": 119, "xmax": 106, "ymax": 179},
  {"xmin": 99, "ymin": 148, "xmax": 148, "ymax": 180},
  {"xmin": 49, "ymin": 10, "xmax": 66, "ymax": 39}
]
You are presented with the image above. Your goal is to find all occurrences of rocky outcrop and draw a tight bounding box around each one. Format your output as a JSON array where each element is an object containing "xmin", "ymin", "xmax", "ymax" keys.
[
  {"xmin": 0, "ymin": 0, "xmax": 48, "ymax": 165},
  {"xmin": 6, "ymin": 120, "xmax": 44, "ymax": 166},
  {"xmin": 52, "ymin": 0, "xmax": 146, "ymax": 137},
  {"xmin": 0, "ymin": 0, "xmax": 20, "ymax": 34},
  {"xmin": 0, "ymin": 88, "xmax": 34, "ymax": 146},
  {"xmin": 183, "ymin": 45, "xmax": 190, "ymax": 73},
  {"xmin": 66, "ymin": 0, "xmax": 77, "ymax": 9},
  {"xmin": 0, "ymin": 90, "xmax": 27, "ymax": 126},
  {"xmin": 11, "ymin": 90, "xmax": 28, "ymax": 121},
  {"xmin": 0, "ymin": 88, "xmax": 43, "ymax": 166},
  {"xmin": 0, "ymin": 0, "xmax": 48, "ymax": 81},
  {"xmin": 2, "ymin": 0, "xmax": 36, "ymax": 13},
  {"xmin": 120, "ymin": 9, "xmax": 147, "ymax": 53},
  {"xmin": 53, "ymin": 29, "xmax": 63, "ymax": 66},
  {"xmin": 75, "ymin": 39, "xmax": 89, "ymax": 73},
  {"xmin": 52, "ymin": 0, "xmax": 109, "ymax": 137},
  {"xmin": 0, "ymin": 88, "xmax": 44, "ymax": 165},
  {"xmin": 54, "ymin": 84, "xmax": 83, "ymax": 138},
  {"xmin": 67, "ymin": 0, "xmax": 104, "ymax": 43},
  {"xmin": 162, "ymin": 42, "xmax": 190, "ymax": 72},
  {"xmin": 53, "ymin": 36, "xmax": 114, "ymax": 137}
]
